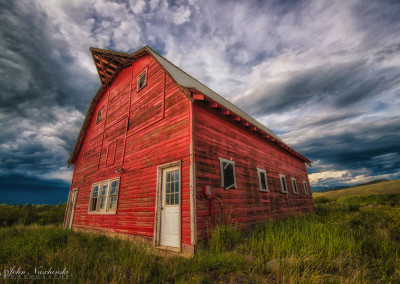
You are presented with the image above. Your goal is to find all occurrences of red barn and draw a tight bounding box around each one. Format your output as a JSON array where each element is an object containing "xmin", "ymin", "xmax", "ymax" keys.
[{"xmin": 64, "ymin": 46, "xmax": 315, "ymax": 254}]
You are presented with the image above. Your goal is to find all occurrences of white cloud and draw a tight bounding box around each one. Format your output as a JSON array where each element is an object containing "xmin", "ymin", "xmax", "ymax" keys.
[
  {"xmin": 129, "ymin": 0, "xmax": 146, "ymax": 14},
  {"xmin": 172, "ymin": 5, "xmax": 191, "ymax": 25}
]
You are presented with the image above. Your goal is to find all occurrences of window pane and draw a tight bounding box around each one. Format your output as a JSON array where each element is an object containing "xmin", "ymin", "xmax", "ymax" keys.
[
  {"xmin": 281, "ymin": 177, "xmax": 287, "ymax": 191},
  {"xmin": 101, "ymin": 184, "xmax": 108, "ymax": 196},
  {"xmin": 93, "ymin": 186, "xmax": 99, "ymax": 197},
  {"xmin": 223, "ymin": 163, "xmax": 235, "ymax": 188},
  {"xmin": 175, "ymin": 193, "xmax": 179, "ymax": 205},
  {"xmin": 175, "ymin": 170, "xmax": 179, "ymax": 182},
  {"xmin": 111, "ymin": 181, "xmax": 118, "ymax": 194},
  {"xmin": 100, "ymin": 197, "xmax": 106, "ymax": 209},
  {"xmin": 91, "ymin": 198, "xmax": 97, "ymax": 211},
  {"xmin": 166, "ymin": 193, "xmax": 170, "ymax": 205},
  {"xmin": 166, "ymin": 172, "xmax": 170, "ymax": 182},
  {"xmin": 138, "ymin": 73, "xmax": 146, "ymax": 89},
  {"xmin": 260, "ymin": 172, "xmax": 267, "ymax": 189},
  {"xmin": 166, "ymin": 183, "xmax": 170, "ymax": 194},
  {"xmin": 170, "ymin": 193, "xmax": 174, "ymax": 205},
  {"xmin": 110, "ymin": 196, "xmax": 117, "ymax": 209},
  {"xmin": 96, "ymin": 110, "xmax": 102, "ymax": 122},
  {"xmin": 174, "ymin": 181, "xmax": 179, "ymax": 193}
]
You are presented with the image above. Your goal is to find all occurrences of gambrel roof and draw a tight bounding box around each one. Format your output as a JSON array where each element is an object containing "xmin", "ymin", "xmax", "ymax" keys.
[{"xmin": 68, "ymin": 46, "xmax": 311, "ymax": 164}]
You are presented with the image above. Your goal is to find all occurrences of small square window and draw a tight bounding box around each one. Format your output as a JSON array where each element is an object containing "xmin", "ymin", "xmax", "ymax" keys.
[
  {"xmin": 219, "ymin": 157, "xmax": 236, "ymax": 189},
  {"xmin": 96, "ymin": 109, "xmax": 102, "ymax": 123},
  {"xmin": 279, "ymin": 174, "xmax": 288, "ymax": 193},
  {"xmin": 303, "ymin": 181, "xmax": 309, "ymax": 195},
  {"xmin": 257, "ymin": 168, "xmax": 268, "ymax": 191},
  {"xmin": 291, "ymin": 178, "xmax": 299, "ymax": 194},
  {"xmin": 137, "ymin": 70, "xmax": 147, "ymax": 91}
]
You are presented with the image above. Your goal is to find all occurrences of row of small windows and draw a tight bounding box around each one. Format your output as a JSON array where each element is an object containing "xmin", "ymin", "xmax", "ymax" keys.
[
  {"xmin": 219, "ymin": 157, "xmax": 309, "ymax": 195},
  {"xmin": 87, "ymin": 157, "xmax": 307, "ymax": 213},
  {"xmin": 89, "ymin": 178, "xmax": 120, "ymax": 213},
  {"xmin": 95, "ymin": 69, "xmax": 147, "ymax": 124}
]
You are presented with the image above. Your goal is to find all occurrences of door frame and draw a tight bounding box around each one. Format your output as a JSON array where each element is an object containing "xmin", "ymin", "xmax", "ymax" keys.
[
  {"xmin": 154, "ymin": 160, "xmax": 182, "ymax": 251},
  {"xmin": 65, "ymin": 188, "xmax": 78, "ymax": 229}
]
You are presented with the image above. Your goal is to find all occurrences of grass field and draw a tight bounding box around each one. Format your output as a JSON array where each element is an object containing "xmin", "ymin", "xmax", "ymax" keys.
[
  {"xmin": 0, "ymin": 190, "xmax": 399, "ymax": 283},
  {"xmin": 313, "ymin": 179, "xmax": 400, "ymax": 199}
]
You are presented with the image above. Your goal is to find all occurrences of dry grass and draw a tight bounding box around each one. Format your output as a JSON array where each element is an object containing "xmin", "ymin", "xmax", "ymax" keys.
[{"xmin": 313, "ymin": 179, "xmax": 400, "ymax": 199}]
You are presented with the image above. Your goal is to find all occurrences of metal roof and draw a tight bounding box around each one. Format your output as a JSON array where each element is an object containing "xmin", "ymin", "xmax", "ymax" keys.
[{"xmin": 146, "ymin": 47, "xmax": 285, "ymax": 146}]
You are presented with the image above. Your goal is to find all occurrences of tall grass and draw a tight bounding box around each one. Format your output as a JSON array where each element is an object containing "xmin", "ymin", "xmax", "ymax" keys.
[
  {"xmin": 0, "ymin": 204, "xmax": 66, "ymax": 227},
  {"xmin": 0, "ymin": 195, "xmax": 399, "ymax": 283}
]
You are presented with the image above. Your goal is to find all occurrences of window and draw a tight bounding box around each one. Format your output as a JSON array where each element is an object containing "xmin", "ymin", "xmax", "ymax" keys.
[
  {"xmin": 137, "ymin": 70, "xmax": 147, "ymax": 91},
  {"xmin": 257, "ymin": 168, "xmax": 268, "ymax": 191},
  {"xmin": 279, "ymin": 174, "xmax": 288, "ymax": 193},
  {"xmin": 166, "ymin": 169, "xmax": 180, "ymax": 205},
  {"xmin": 89, "ymin": 178, "xmax": 120, "ymax": 213},
  {"xmin": 99, "ymin": 182, "xmax": 108, "ymax": 210},
  {"xmin": 96, "ymin": 108, "xmax": 102, "ymax": 123},
  {"xmin": 90, "ymin": 184, "xmax": 99, "ymax": 211},
  {"xmin": 109, "ymin": 180, "xmax": 119, "ymax": 209},
  {"xmin": 219, "ymin": 157, "xmax": 236, "ymax": 189},
  {"xmin": 291, "ymin": 178, "xmax": 299, "ymax": 194},
  {"xmin": 303, "ymin": 181, "xmax": 309, "ymax": 195}
]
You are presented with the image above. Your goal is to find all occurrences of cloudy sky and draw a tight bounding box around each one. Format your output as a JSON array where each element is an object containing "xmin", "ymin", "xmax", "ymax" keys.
[{"xmin": 1, "ymin": 0, "xmax": 399, "ymax": 203}]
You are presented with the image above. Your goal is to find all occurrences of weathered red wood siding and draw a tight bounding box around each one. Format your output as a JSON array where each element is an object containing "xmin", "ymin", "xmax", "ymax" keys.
[
  {"xmin": 193, "ymin": 102, "xmax": 315, "ymax": 240},
  {"xmin": 70, "ymin": 54, "xmax": 192, "ymax": 245}
]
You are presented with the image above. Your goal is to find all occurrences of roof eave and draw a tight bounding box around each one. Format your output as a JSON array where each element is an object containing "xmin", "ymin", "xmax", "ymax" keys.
[{"xmin": 188, "ymin": 89, "xmax": 311, "ymax": 164}]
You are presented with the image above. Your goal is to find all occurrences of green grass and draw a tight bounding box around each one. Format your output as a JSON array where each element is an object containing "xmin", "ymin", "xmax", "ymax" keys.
[
  {"xmin": 313, "ymin": 179, "xmax": 400, "ymax": 199},
  {"xmin": 0, "ymin": 195, "xmax": 399, "ymax": 283}
]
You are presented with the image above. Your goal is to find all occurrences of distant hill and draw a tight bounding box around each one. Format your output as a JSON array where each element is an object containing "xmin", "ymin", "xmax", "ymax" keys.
[
  {"xmin": 313, "ymin": 179, "xmax": 400, "ymax": 199},
  {"xmin": 315, "ymin": 179, "xmax": 390, "ymax": 193}
]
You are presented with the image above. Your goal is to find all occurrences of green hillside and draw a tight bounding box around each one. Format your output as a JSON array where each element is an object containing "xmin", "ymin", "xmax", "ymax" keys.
[{"xmin": 313, "ymin": 179, "xmax": 400, "ymax": 199}]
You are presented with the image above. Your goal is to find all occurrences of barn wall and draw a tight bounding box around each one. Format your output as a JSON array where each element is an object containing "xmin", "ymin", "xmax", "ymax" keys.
[
  {"xmin": 193, "ymin": 102, "xmax": 315, "ymax": 240},
  {"xmin": 70, "ymin": 54, "xmax": 192, "ymax": 245}
]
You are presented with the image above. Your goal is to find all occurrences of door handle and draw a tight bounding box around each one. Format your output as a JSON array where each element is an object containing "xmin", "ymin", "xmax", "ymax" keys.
[{"xmin": 161, "ymin": 207, "xmax": 164, "ymax": 210}]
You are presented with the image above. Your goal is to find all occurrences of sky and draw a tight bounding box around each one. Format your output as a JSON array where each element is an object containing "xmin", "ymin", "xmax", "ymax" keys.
[{"xmin": 0, "ymin": 0, "xmax": 399, "ymax": 204}]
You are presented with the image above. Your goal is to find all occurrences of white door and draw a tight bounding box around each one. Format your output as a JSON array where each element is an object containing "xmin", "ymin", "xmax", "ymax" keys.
[
  {"xmin": 160, "ymin": 166, "xmax": 180, "ymax": 248},
  {"xmin": 66, "ymin": 189, "xmax": 78, "ymax": 229}
]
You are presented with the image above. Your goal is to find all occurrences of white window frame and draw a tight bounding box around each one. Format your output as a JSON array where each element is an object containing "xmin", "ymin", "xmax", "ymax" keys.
[
  {"xmin": 108, "ymin": 179, "xmax": 120, "ymax": 210},
  {"xmin": 303, "ymin": 181, "xmax": 309, "ymax": 195},
  {"xmin": 88, "ymin": 177, "xmax": 120, "ymax": 214},
  {"xmin": 89, "ymin": 183, "xmax": 100, "ymax": 212},
  {"xmin": 257, "ymin": 168, "xmax": 268, "ymax": 192},
  {"xmin": 98, "ymin": 181, "xmax": 109, "ymax": 211},
  {"xmin": 291, "ymin": 178, "xmax": 299, "ymax": 194},
  {"xmin": 219, "ymin": 157, "xmax": 236, "ymax": 190},
  {"xmin": 279, "ymin": 174, "xmax": 288, "ymax": 193},
  {"xmin": 137, "ymin": 69, "xmax": 147, "ymax": 91}
]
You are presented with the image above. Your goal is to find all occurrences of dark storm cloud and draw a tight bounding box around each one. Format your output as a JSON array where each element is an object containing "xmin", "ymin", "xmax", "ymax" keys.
[
  {"xmin": 235, "ymin": 61, "xmax": 400, "ymax": 115},
  {"xmin": 0, "ymin": 0, "xmax": 95, "ymax": 187},
  {"xmin": 302, "ymin": 119, "xmax": 400, "ymax": 171},
  {"xmin": 0, "ymin": 0, "xmax": 98, "ymax": 114}
]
